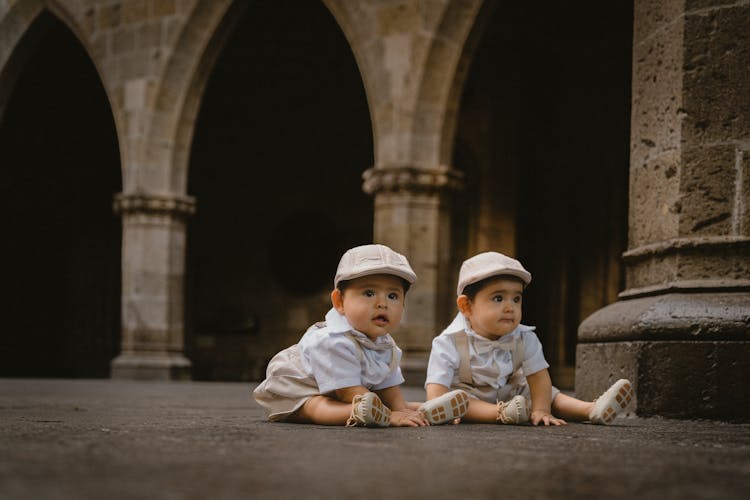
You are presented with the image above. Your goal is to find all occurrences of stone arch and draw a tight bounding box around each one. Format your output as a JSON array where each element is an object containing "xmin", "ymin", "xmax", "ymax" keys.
[
  {"xmin": 410, "ymin": 0, "xmax": 492, "ymax": 168},
  {"xmin": 146, "ymin": 0, "xmax": 242, "ymax": 195},
  {"xmin": 0, "ymin": 1, "xmax": 122, "ymax": 148},
  {"xmin": 319, "ymin": 0, "xmax": 379, "ymax": 161},
  {"xmin": 0, "ymin": 7, "xmax": 122, "ymax": 377},
  {"xmin": 450, "ymin": 1, "xmax": 633, "ymax": 388},
  {"xmin": 184, "ymin": 0, "xmax": 374, "ymax": 380}
]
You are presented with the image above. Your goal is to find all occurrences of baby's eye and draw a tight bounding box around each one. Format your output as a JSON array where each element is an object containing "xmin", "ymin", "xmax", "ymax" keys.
[
  {"xmin": 363, "ymin": 290, "xmax": 376, "ymax": 297},
  {"xmin": 491, "ymin": 295, "xmax": 503, "ymax": 302},
  {"xmin": 387, "ymin": 292, "xmax": 400, "ymax": 300},
  {"xmin": 514, "ymin": 296, "xmax": 522, "ymax": 304}
]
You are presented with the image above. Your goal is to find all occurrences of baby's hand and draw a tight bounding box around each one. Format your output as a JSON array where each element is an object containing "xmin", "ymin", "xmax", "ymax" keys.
[
  {"xmin": 531, "ymin": 410, "xmax": 567, "ymax": 426},
  {"xmin": 390, "ymin": 409, "xmax": 428, "ymax": 427}
]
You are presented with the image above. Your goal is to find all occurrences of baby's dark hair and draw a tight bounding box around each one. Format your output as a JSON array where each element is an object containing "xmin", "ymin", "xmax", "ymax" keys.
[
  {"xmin": 461, "ymin": 274, "xmax": 526, "ymax": 301},
  {"xmin": 337, "ymin": 277, "xmax": 411, "ymax": 295}
]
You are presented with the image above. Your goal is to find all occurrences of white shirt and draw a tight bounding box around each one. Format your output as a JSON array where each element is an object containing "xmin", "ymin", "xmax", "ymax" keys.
[
  {"xmin": 298, "ymin": 308, "xmax": 405, "ymax": 394},
  {"xmin": 425, "ymin": 312, "xmax": 549, "ymax": 392}
]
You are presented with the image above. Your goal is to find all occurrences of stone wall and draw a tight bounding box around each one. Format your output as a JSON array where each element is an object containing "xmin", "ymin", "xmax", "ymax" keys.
[{"xmin": 577, "ymin": 0, "xmax": 750, "ymax": 419}]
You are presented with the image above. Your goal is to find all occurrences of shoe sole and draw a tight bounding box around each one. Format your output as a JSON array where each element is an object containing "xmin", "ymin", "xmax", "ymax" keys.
[
  {"xmin": 367, "ymin": 394, "xmax": 391, "ymax": 426},
  {"xmin": 347, "ymin": 393, "xmax": 391, "ymax": 427},
  {"xmin": 594, "ymin": 380, "xmax": 633, "ymax": 424},
  {"xmin": 420, "ymin": 390, "xmax": 469, "ymax": 425}
]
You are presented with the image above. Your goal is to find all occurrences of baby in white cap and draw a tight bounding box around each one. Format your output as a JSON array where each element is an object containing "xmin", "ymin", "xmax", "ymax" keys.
[
  {"xmin": 254, "ymin": 244, "xmax": 468, "ymax": 427},
  {"xmin": 425, "ymin": 251, "xmax": 633, "ymax": 426}
]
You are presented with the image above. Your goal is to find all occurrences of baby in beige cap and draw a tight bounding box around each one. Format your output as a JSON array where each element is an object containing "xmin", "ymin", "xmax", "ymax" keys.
[
  {"xmin": 254, "ymin": 244, "xmax": 468, "ymax": 427},
  {"xmin": 425, "ymin": 251, "xmax": 633, "ymax": 426}
]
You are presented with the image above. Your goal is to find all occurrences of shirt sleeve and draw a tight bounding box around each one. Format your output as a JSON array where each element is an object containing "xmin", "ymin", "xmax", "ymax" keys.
[
  {"xmin": 370, "ymin": 356, "xmax": 405, "ymax": 391},
  {"xmin": 520, "ymin": 330, "xmax": 550, "ymax": 376},
  {"xmin": 301, "ymin": 334, "xmax": 363, "ymax": 394},
  {"xmin": 425, "ymin": 334, "xmax": 460, "ymax": 389}
]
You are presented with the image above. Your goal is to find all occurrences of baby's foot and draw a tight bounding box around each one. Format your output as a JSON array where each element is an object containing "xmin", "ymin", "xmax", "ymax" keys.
[
  {"xmin": 418, "ymin": 389, "xmax": 469, "ymax": 425},
  {"xmin": 589, "ymin": 379, "xmax": 633, "ymax": 425},
  {"xmin": 346, "ymin": 392, "xmax": 391, "ymax": 427},
  {"xmin": 496, "ymin": 395, "xmax": 530, "ymax": 424}
]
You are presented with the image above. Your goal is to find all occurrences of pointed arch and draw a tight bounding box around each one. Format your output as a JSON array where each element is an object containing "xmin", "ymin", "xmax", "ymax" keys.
[
  {"xmin": 0, "ymin": 1, "xmax": 122, "ymax": 148},
  {"xmin": 0, "ymin": 8, "xmax": 122, "ymax": 377},
  {"xmin": 145, "ymin": 0, "xmax": 243, "ymax": 194},
  {"xmin": 320, "ymin": 0, "xmax": 380, "ymax": 163},
  {"xmin": 410, "ymin": 0, "xmax": 494, "ymax": 167}
]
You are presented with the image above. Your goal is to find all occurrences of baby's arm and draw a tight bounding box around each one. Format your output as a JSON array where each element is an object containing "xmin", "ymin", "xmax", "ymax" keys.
[
  {"xmin": 526, "ymin": 369, "xmax": 566, "ymax": 426},
  {"xmin": 376, "ymin": 385, "xmax": 428, "ymax": 427},
  {"xmin": 426, "ymin": 383, "xmax": 450, "ymax": 400}
]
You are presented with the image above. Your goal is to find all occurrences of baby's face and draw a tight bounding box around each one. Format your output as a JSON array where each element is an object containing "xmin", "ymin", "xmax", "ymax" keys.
[
  {"xmin": 462, "ymin": 278, "xmax": 523, "ymax": 340},
  {"xmin": 334, "ymin": 274, "xmax": 405, "ymax": 340}
]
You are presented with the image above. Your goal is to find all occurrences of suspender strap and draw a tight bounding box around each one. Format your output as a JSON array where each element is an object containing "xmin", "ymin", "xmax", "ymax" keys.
[
  {"xmin": 512, "ymin": 335, "xmax": 525, "ymax": 373},
  {"xmin": 454, "ymin": 330, "xmax": 474, "ymax": 385}
]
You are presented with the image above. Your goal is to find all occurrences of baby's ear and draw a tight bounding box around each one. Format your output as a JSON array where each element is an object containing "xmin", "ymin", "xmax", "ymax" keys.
[
  {"xmin": 456, "ymin": 295, "xmax": 472, "ymax": 315},
  {"xmin": 331, "ymin": 289, "xmax": 345, "ymax": 313}
]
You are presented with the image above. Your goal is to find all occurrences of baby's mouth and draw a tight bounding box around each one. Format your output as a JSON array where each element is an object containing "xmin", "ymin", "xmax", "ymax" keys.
[{"xmin": 372, "ymin": 314, "xmax": 389, "ymax": 326}]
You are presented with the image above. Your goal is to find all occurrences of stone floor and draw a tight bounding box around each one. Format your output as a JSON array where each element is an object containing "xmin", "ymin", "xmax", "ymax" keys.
[{"xmin": 1, "ymin": 378, "xmax": 749, "ymax": 500}]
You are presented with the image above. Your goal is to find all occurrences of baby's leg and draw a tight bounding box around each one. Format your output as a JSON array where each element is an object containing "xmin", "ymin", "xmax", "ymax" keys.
[
  {"xmin": 289, "ymin": 395, "xmax": 352, "ymax": 425},
  {"xmin": 462, "ymin": 398, "xmax": 503, "ymax": 423},
  {"xmin": 551, "ymin": 392, "xmax": 594, "ymax": 422}
]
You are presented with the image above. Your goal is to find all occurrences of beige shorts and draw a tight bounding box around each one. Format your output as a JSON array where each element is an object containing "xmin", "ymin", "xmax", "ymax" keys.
[
  {"xmin": 452, "ymin": 372, "xmax": 560, "ymax": 404},
  {"xmin": 252, "ymin": 344, "xmax": 321, "ymax": 421}
]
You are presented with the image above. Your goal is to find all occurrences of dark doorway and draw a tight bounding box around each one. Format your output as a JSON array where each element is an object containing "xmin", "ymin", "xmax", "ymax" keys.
[
  {"xmin": 453, "ymin": 1, "xmax": 632, "ymax": 387},
  {"xmin": 0, "ymin": 12, "xmax": 122, "ymax": 377},
  {"xmin": 187, "ymin": 0, "xmax": 374, "ymax": 380}
]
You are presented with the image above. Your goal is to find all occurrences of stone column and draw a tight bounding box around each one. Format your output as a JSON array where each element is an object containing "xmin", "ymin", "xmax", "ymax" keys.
[
  {"xmin": 110, "ymin": 193, "xmax": 196, "ymax": 380},
  {"xmin": 363, "ymin": 165, "xmax": 463, "ymax": 383},
  {"xmin": 576, "ymin": 0, "xmax": 750, "ymax": 418}
]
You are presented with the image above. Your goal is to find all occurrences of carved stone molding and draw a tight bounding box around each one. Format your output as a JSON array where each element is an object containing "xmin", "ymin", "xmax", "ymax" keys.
[
  {"xmin": 114, "ymin": 193, "xmax": 196, "ymax": 219},
  {"xmin": 622, "ymin": 236, "xmax": 750, "ymax": 262},
  {"xmin": 362, "ymin": 166, "xmax": 464, "ymax": 195}
]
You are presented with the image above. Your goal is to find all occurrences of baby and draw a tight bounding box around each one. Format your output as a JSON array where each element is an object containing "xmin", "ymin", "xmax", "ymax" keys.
[
  {"xmin": 254, "ymin": 244, "xmax": 468, "ymax": 427},
  {"xmin": 425, "ymin": 251, "xmax": 632, "ymax": 425}
]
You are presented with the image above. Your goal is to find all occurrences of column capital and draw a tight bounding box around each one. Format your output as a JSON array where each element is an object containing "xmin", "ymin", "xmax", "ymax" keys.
[
  {"xmin": 114, "ymin": 192, "xmax": 196, "ymax": 219},
  {"xmin": 362, "ymin": 165, "xmax": 464, "ymax": 195}
]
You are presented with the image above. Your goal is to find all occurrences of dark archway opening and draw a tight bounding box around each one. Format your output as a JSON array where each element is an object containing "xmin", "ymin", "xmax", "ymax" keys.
[
  {"xmin": 454, "ymin": 1, "xmax": 632, "ymax": 387},
  {"xmin": 187, "ymin": 0, "xmax": 374, "ymax": 380},
  {"xmin": 0, "ymin": 12, "xmax": 122, "ymax": 377}
]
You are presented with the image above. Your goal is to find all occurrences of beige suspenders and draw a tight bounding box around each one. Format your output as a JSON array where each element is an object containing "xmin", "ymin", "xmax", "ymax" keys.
[
  {"xmin": 453, "ymin": 330, "xmax": 525, "ymax": 386},
  {"xmin": 454, "ymin": 330, "xmax": 475, "ymax": 385}
]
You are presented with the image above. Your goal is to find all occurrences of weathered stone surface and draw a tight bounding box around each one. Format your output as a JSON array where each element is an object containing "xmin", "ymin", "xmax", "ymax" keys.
[
  {"xmin": 577, "ymin": 340, "xmax": 750, "ymax": 418},
  {"xmin": 633, "ymin": 0, "xmax": 684, "ymax": 44},
  {"xmin": 682, "ymin": 3, "xmax": 750, "ymax": 145},
  {"xmin": 579, "ymin": 293, "xmax": 750, "ymax": 342},
  {"xmin": 679, "ymin": 145, "xmax": 737, "ymax": 236},
  {"xmin": 629, "ymin": 152, "xmax": 682, "ymax": 246}
]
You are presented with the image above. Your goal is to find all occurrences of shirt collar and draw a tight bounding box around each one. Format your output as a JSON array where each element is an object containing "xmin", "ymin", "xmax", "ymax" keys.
[{"xmin": 325, "ymin": 307, "xmax": 352, "ymax": 333}]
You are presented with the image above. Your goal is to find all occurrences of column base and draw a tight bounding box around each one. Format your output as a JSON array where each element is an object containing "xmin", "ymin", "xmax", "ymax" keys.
[
  {"xmin": 111, "ymin": 352, "xmax": 192, "ymax": 381},
  {"xmin": 576, "ymin": 292, "xmax": 750, "ymax": 420}
]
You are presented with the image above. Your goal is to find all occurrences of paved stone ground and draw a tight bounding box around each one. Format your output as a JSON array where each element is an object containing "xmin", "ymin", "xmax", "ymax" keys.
[{"xmin": 1, "ymin": 379, "xmax": 749, "ymax": 500}]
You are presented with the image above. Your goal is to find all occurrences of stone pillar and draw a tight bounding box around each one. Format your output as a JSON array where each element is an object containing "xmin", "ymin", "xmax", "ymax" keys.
[
  {"xmin": 576, "ymin": 0, "xmax": 750, "ymax": 418},
  {"xmin": 363, "ymin": 165, "xmax": 463, "ymax": 383},
  {"xmin": 110, "ymin": 193, "xmax": 196, "ymax": 380}
]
